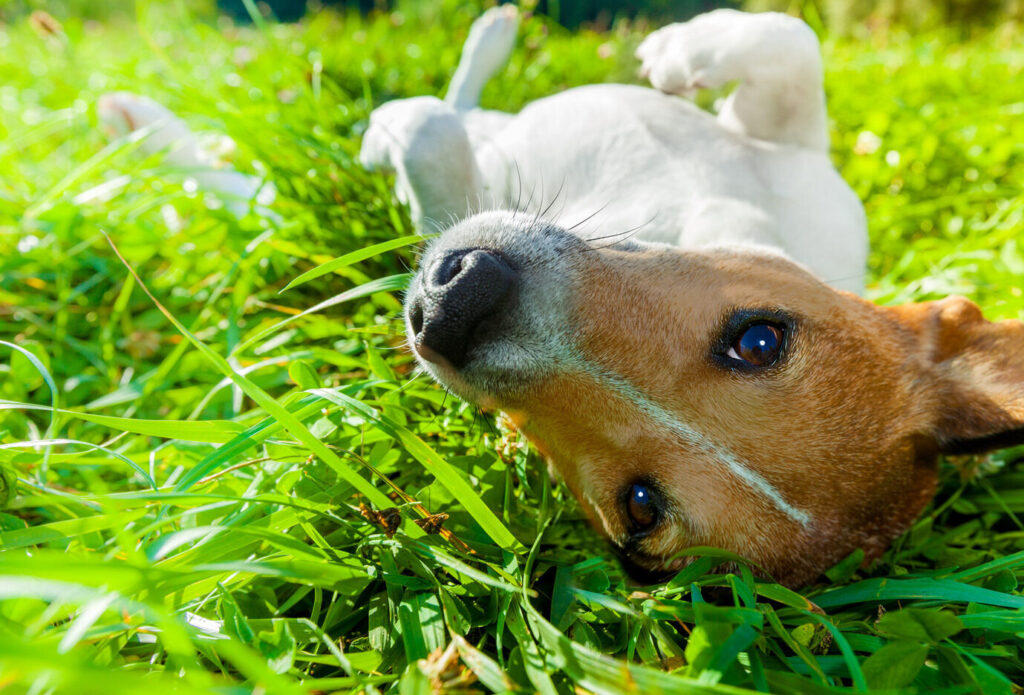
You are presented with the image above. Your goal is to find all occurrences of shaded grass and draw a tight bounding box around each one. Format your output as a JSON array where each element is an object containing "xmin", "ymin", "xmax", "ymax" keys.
[{"xmin": 0, "ymin": 2, "xmax": 1023, "ymax": 693}]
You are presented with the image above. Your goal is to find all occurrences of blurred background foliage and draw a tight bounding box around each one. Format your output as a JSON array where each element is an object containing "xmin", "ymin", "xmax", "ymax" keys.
[{"xmin": 2, "ymin": 0, "xmax": 1023, "ymax": 30}]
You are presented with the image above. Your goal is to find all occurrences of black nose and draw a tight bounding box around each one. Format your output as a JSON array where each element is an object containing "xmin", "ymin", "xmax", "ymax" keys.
[{"xmin": 408, "ymin": 248, "xmax": 518, "ymax": 368}]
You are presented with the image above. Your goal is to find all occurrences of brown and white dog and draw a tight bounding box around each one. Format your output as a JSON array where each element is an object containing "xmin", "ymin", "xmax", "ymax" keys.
[
  {"xmin": 382, "ymin": 10, "xmax": 1024, "ymax": 586},
  {"xmin": 405, "ymin": 213, "xmax": 1024, "ymax": 586},
  {"xmin": 98, "ymin": 10, "xmax": 1024, "ymax": 587}
]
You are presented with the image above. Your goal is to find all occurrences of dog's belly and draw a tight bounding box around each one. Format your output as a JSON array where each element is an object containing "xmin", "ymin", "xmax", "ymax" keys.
[{"xmin": 474, "ymin": 84, "xmax": 866, "ymax": 293}]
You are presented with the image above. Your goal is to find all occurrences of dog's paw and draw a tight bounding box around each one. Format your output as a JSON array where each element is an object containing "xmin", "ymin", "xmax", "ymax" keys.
[
  {"xmin": 97, "ymin": 91, "xmax": 210, "ymax": 164},
  {"xmin": 637, "ymin": 10, "xmax": 817, "ymax": 97},
  {"xmin": 360, "ymin": 96, "xmax": 456, "ymax": 172},
  {"xmin": 97, "ymin": 91, "xmax": 175, "ymax": 136},
  {"xmin": 460, "ymin": 4, "xmax": 520, "ymax": 80},
  {"xmin": 636, "ymin": 10, "xmax": 749, "ymax": 96}
]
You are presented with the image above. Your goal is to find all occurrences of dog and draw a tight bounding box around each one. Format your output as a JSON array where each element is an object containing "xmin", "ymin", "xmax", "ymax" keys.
[{"xmin": 365, "ymin": 8, "xmax": 1024, "ymax": 586}]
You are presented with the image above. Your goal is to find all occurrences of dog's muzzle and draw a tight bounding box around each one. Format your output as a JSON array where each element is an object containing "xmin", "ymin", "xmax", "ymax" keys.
[
  {"xmin": 407, "ymin": 248, "xmax": 519, "ymax": 369},
  {"xmin": 404, "ymin": 212, "xmax": 591, "ymax": 400}
]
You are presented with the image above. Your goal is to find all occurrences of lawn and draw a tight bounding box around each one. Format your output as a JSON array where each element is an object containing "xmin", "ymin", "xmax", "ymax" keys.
[{"xmin": 1, "ymin": 2, "xmax": 1023, "ymax": 693}]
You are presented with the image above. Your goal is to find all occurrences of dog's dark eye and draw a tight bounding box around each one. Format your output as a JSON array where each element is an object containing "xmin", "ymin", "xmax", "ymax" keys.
[
  {"xmin": 627, "ymin": 483, "xmax": 658, "ymax": 529},
  {"xmin": 727, "ymin": 322, "xmax": 783, "ymax": 367}
]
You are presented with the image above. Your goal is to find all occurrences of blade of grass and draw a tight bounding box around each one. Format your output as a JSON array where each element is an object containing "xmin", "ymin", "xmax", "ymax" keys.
[
  {"xmin": 797, "ymin": 610, "xmax": 868, "ymax": 692},
  {"xmin": 308, "ymin": 387, "xmax": 523, "ymax": 553},
  {"xmin": 233, "ymin": 273, "xmax": 410, "ymax": 355},
  {"xmin": 0, "ymin": 401, "xmax": 245, "ymax": 443},
  {"xmin": 0, "ymin": 438, "xmax": 156, "ymax": 490},
  {"xmin": 103, "ymin": 233, "xmax": 412, "ymax": 529},
  {"xmin": 812, "ymin": 577, "xmax": 1024, "ymax": 610},
  {"xmin": 280, "ymin": 234, "xmax": 424, "ymax": 292}
]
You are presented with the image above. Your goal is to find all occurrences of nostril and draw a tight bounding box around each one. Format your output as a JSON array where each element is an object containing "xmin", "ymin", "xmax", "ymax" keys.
[
  {"xmin": 429, "ymin": 249, "xmax": 468, "ymax": 288},
  {"xmin": 409, "ymin": 302, "xmax": 424, "ymax": 336}
]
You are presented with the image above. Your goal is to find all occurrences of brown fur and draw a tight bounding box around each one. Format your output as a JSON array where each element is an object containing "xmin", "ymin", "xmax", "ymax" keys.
[{"xmin": 497, "ymin": 246, "xmax": 1024, "ymax": 586}]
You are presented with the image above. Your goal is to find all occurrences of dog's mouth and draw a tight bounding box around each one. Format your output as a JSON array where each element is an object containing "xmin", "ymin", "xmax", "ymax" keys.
[{"xmin": 615, "ymin": 545, "xmax": 682, "ymax": 585}]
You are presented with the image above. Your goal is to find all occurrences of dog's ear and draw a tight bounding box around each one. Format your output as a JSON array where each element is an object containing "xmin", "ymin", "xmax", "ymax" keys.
[{"xmin": 884, "ymin": 296, "xmax": 1024, "ymax": 454}]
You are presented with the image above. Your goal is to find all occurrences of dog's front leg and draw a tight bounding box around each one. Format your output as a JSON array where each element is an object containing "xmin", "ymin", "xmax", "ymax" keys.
[
  {"xmin": 445, "ymin": 5, "xmax": 519, "ymax": 112},
  {"xmin": 360, "ymin": 97, "xmax": 485, "ymax": 231},
  {"xmin": 637, "ymin": 10, "xmax": 829, "ymax": 152}
]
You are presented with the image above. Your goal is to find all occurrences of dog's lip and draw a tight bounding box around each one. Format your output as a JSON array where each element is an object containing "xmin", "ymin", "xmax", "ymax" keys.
[
  {"xmin": 613, "ymin": 530, "xmax": 692, "ymax": 584},
  {"xmin": 407, "ymin": 298, "xmax": 504, "ymax": 374},
  {"xmin": 413, "ymin": 339, "xmax": 454, "ymax": 371},
  {"xmin": 616, "ymin": 547, "xmax": 680, "ymax": 585}
]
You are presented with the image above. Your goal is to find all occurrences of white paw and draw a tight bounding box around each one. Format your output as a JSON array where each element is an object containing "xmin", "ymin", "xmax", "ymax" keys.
[
  {"xmin": 97, "ymin": 91, "xmax": 208, "ymax": 165},
  {"xmin": 636, "ymin": 10, "xmax": 817, "ymax": 97},
  {"xmin": 360, "ymin": 96, "xmax": 455, "ymax": 172},
  {"xmin": 97, "ymin": 91, "xmax": 176, "ymax": 136},
  {"xmin": 460, "ymin": 4, "xmax": 520, "ymax": 80},
  {"xmin": 636, "ymin": 10, "xmax": 747, "ymax": 96}
]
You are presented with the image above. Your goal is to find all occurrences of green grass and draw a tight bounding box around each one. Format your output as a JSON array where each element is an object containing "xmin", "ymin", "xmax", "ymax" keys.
[{"xmin": 1, "ymin": 2, "xmax": 1023, "ymax": 693}]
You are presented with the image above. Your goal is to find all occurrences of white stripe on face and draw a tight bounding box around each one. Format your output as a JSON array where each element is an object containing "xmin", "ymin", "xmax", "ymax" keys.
[{"xmin": 561, "ymin": 349, "xmax": 811, "ymax": 527}]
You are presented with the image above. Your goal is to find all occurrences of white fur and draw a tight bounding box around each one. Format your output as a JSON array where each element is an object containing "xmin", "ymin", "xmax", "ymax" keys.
[
  {"xmin": 361, "ymin": 8, "xmax": 868, "ymax": 295},
  {"xmin": 445, "ymin": 5, "xmax": 521, "ymax": 113}
]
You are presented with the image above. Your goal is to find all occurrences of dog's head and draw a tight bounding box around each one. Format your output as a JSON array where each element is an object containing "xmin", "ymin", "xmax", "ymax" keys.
[{"xmin": 405, "ymin": 212, "xmax": 1024, "ymax": 586}]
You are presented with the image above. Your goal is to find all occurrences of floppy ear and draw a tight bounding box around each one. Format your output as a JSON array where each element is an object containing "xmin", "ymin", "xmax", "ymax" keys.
[{"xmin": 885, "ymin": 296, "xmax": 1024, "ymax": 454}]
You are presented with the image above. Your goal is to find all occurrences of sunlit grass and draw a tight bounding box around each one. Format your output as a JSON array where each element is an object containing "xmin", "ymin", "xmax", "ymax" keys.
[{"xmin": 0, "ymin": 2, "xmax": 1022, "ymax": 693}]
